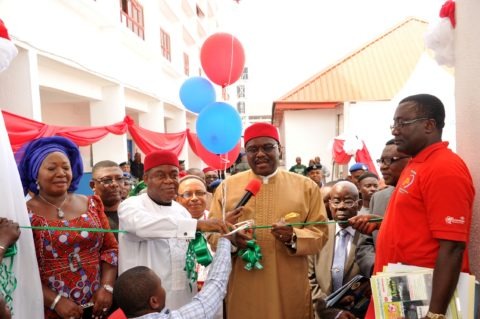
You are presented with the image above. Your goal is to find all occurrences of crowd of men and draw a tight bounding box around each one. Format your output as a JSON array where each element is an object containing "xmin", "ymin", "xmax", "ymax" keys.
[{"xmin": 0, "ymin": 94, "xmax": 476, "ymax": 319}]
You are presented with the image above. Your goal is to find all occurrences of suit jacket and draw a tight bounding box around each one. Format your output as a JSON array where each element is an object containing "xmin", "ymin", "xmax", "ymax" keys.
[
  {"xmin": 308, "ymin": 223, "xmax": 374, "ymax": 318},
  {"xmin": 369, "ymin": 186, "xmax": 394, "ymax": 245},
  {"xmin": 369, "ymin": 186, "xmax": 394, "ymax": 217}
]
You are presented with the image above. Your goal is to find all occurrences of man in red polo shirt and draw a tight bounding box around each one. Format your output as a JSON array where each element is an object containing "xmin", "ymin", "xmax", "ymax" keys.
[{"xmin": 357, "ymin": 94, "xmax": 474, "ymax": 319}]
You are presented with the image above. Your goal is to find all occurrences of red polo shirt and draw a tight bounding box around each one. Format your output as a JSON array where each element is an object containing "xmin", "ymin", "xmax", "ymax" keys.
[{"xmin": 366, "ymin": 142, "xmax": 474, "ymax": 318}]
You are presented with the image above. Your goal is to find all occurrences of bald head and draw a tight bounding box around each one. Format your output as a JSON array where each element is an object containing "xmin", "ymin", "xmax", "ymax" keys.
[{"xmin": 331, "ymin": 181, "xmax": 359, "ymax": 199}]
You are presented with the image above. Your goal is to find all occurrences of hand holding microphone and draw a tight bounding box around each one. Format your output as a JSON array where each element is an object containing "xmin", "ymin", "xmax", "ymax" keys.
[
  {"xmin": 226, "ymin": 179, "xmax": 262, "ymax": 248},
  {"xmin": 234, "ymin": 179, "xmax": 262, "ymax": 209}
]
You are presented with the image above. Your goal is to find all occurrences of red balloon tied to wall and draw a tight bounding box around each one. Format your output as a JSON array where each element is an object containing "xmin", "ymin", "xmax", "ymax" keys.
[
  {"xmin": 196, "ymin": 139, "xmax": 241, "ymax": 170},
  {"xmin": 200, "ymin": 33, "xmax": 245, "ymax": 87}
]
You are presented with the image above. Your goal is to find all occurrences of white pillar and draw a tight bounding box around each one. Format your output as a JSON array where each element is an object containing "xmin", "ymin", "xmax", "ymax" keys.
[
  {"xmin": 0, "ymin": 48, "xmax": 41, "ymax": 120},
  {"xmin": 455, "ymin": 0, "xmax": 480, "ymax": 279},
  {"xmin": 166, "ymin": 108, "xmax": 189, "ymax": 164},
  {"xmin": 90, "ymin": 85, "xmax": 127, "ymax": 165},
  {"xmin": 139, "ymin": 101, "xmax": 165, "ymax": 132}
]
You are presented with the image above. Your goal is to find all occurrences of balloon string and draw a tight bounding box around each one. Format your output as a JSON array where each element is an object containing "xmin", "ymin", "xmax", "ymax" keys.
[{"xmin": 227, "ymin": 33, "xmax": 235, "ymax": 89}]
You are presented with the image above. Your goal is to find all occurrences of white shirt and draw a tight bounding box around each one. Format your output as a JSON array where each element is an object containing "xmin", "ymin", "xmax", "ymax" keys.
[{"xmin": 118, "ymin": 194, "xmax": 198, "ymax": 310}]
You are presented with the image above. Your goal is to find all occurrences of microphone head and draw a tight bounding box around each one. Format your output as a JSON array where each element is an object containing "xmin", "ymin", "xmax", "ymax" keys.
[{"xmin": 245, "ymin": 179, "xmax": 262, "ymax": 196}]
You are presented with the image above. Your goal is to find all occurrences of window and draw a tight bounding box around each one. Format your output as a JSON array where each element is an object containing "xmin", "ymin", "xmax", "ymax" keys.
[
  {"xmin": 160, "ymin": 29, "xmax": 171, "ymax": 61},
  {"xmin": 237, "ymin": 102, "xmax": 245, "ymax": 114},
  {"xmin": 120, "ymin": 0, "xmax": 144, "ymax": 39},
  {"xmin": 241, "ymin": 67, "xmax": 249, "ymax": 80},
  {"xmin": 237, "ymin": 85, "xmax": 245, "ymax": 98},
  {"xmin": 183, "ymin": 53, "xmax": 189, "ymax": 76}
]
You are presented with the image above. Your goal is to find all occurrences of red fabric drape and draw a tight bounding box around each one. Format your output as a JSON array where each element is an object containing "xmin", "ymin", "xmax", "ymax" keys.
[
  {"xmin": 332, "ymin": 137, "xmax": 378, "ymax": 176},
  {"xmin": 126, "ymin": 120, "xmax": 187, "ymax": 156},
  {"xmin": 355, "ymin": 141, "xmax": 378, "ymax": 176},
  {"xmin": 2, "ymin": 110, "xmax": 128, "ymax": 152},
  {"xmin": 186, "ymin": 129, "xmax": 199, "ymax": 156},
  {"xmin": 1, "ymin": 110, "xmax": 191, "ymax": 156},
  {"xmin": 332, "ymin": 138, "xmax": 353, "ymax": 164}
]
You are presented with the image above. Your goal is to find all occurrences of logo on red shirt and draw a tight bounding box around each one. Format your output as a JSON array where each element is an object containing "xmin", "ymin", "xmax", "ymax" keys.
[
  {"xmin": 399, "ymin": 170, "xmax": 416, "ymax": 193},
  {"xmin": 445, "ymin": 216, "xmax": 465, "ymax": 225}
]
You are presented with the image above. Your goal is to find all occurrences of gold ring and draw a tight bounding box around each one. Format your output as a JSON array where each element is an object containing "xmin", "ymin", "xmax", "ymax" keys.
[{"xmin": 103, "ymin": 308, "xmax": 108, "ymax": 312}]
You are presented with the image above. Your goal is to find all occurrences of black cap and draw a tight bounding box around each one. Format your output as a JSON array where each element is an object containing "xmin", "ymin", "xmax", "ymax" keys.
[{"xmin": 306, "ymin": 164, "xmax": 322, "ymax": 174}]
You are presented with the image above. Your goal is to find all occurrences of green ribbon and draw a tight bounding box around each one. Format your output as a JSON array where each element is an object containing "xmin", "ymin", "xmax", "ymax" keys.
[
  {"xmin": 20, "ymin": 218, "xmax": 383, "ymax": 233},
  {"xmin": 0, "ymin": 255, "xmax": 17, "ymax": 314},
  {"xmin": 21, "ymin": 226, "xmax": 127, "ymax": 233},
  {"xmin": 246, "ymin": 218, "xmax": 384, "ymax": 230},
  {"xmin": 238, "ymin": 239, "xmax": 263, "ymax": 271},
  {"xmin": 184, "ymin": 232, "xmax": 213, "ymax": 292}
]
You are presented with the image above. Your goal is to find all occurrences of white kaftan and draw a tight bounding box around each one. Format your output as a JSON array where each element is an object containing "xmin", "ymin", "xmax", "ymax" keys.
[{"xmin": 118, "ymin": 193, "xmax": 198, "ymax": 310}]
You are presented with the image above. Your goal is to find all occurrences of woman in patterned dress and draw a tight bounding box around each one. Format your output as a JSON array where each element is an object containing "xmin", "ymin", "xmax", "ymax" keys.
[{"xmin": 17, "ymin": 136, "xmax": 118, "ymax": 319}]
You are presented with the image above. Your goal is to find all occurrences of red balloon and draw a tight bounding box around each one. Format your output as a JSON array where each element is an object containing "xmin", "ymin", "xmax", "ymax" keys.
[
  {"xmin": 196, "ymin": 139, "xmax": 241, "ymax": 170},
  {"xmin": 200, "ymin": 33, "xmax": 245, "ymax": 87}
]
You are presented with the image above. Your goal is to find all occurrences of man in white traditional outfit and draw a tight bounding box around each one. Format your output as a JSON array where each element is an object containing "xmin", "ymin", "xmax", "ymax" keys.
[
  {"xmin": 118, "ymin": 150, "xmax": 230, "ymax": 311},
  {"xmin": 208, "ymin": 122, "xmax": 329, "ymax": 319},
  {"xmin": 0, "ymin": 18, "xmax": 44, "ymax": 318}
]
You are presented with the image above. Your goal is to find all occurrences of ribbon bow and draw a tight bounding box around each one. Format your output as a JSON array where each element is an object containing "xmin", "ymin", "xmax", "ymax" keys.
[
  {"xmin": 0, "ymin": 255, "xmax": 17, "ymax": 313},
  {"xmin": 238, "ymin": 239, "xmax": 263, "ymax": 271},
  {"xmin": 185, "ymin": 232, "xmax": 213, "ymax": 291}
]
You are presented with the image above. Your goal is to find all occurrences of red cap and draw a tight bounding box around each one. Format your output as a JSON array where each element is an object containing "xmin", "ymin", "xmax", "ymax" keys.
[
  {"xmin": 244, "ymin": 123, "xmax": 279, "ymax": 145},
  {"xmin": 202, "ymin": 166, "xmax": 216, "ymax": 173},
  {"xmin": 144, "ymin": 150, "xmax": 179, "ymax": 172},
  {"xmin": 245, "ymin": 179, "xmax": 261, "ymax": 196}
]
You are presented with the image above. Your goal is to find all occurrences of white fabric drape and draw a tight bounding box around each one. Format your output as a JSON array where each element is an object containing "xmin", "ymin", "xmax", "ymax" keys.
[{"xmin": 0, "ymin": 111, "xmax": 44, "ymax": 318}]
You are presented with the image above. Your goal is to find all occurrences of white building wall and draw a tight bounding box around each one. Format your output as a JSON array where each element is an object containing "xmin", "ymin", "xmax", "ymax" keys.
[
  {"xmin": 42, "ymin": 101, "xmax": 93, "ymax": 171},
  {"xmin": 456, "ymin": 0, "xmax": 480, "ymax": 280},
  {"xmin": 90, "ymin": 85, "xmax": 127, "ymax": 165},
  {"xmin": 345, "ymin": 100, "xmax": 393, "ymax": 172},
  {"xmin": 0, "ymin": 48, "xmax": 41, "ymax": 119},
  {"xmin": 0, "ymin": 0, "xmax": 221, "ymax": 172},
  {"xmin": 283, "ymin": 109, "xmax": 338, "ymax": 173}
]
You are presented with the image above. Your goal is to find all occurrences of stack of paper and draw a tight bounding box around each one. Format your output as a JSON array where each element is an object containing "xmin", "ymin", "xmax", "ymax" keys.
[{"xmin": 370, "ymin": 263, "xmax": 476, "ymax": 319}]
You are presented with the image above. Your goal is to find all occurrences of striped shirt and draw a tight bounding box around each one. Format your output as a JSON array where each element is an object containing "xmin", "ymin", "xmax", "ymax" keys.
[{"xmin": 132, "ymin": 238, "xmax": 231, "ymax": 319}]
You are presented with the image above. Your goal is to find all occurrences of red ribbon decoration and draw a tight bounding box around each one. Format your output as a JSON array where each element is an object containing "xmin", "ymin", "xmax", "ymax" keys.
[{"xmin": 440, "ymin": 0, "xmax": 456, "ymax": 28}]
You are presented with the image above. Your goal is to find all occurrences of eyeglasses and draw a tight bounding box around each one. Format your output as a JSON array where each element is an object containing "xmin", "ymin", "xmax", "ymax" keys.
[
  {"xmin": 178, "ymin": 190, "xmax": 207, "ymax": 199},
  {"xmin": 93, "ymin": 177, "xmax": 127, "ymax": 186},
  {"xmin": 390, "ymin": 118, "xmax": 429, "ymax": 131},
  {"xmin": 376, "ymin": 156, "xmax": 410, "ymax": 166},
  {"xmin": 329, "ymin": 199, "xmax": 357, "ymax": 208},
  {"xmin": 245, "ymin": 144, "xmax": 278, "ymax": 155}
]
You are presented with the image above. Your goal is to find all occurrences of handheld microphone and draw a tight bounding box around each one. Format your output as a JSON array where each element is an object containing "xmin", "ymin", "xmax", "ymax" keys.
[{"xmin": 234, "ymin": 179, "xmax": 262, "ymax": 209}]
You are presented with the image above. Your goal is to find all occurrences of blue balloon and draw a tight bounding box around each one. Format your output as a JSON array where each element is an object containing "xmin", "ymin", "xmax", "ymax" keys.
[
  {"xmin": 196, "ymin": 102, "xmax": 242, "ymax": 154},
  {"xmin": 179, "ymin": 77, "xmax": 216, "ymax": 114}
]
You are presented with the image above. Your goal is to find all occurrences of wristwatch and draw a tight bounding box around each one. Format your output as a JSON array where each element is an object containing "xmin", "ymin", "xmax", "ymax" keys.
[
  {"xmin": 426, "ymin": 311, "xmax": 446, "ymax": 319},
  {"xmin": 102, "ymin": 284, "xmax": 114, "ymax": 294}
]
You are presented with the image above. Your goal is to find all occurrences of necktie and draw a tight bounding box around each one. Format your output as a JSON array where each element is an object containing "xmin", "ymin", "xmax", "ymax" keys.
[{"xmin": 331, "ymin": 229, "xmax": 349, "ymax": 292}]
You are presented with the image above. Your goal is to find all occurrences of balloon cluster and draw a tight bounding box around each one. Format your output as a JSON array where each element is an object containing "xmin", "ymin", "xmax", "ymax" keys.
[{"xmin": 179, "ymin": 33, "xmax": 245, "ymax": 169}]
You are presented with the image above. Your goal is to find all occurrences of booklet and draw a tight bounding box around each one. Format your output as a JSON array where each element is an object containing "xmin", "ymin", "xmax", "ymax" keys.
[
  {"xmin": 384, "ymin": 263, "xmax": 476, "ymax": 319},
  {"xmin": 370, "ymin": 268, "xmax": 460, "ymax": 319},
  {"xmin": 326, "ymin": 274, "xmax": 372, "ymax": 318}
]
